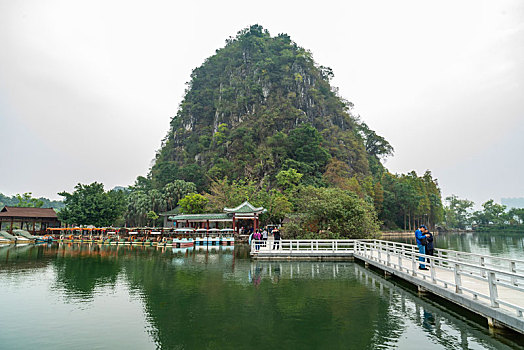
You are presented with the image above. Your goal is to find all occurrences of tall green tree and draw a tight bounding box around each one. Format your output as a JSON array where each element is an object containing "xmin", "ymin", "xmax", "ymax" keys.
[
  {"xmin": 125, "ymin": 191, "xmax": 150, "ymax": 227},
  {"xmin": 178, "ymin": 193, "xmax": 208, "ymax": 214},
  {"xmin": 357, "ymin": 122, "xmax": 394, "ymax": 159},
  {"xmin": 444, "ymin": 195, "xmax": 474, "ymax": 229},
  {"xmin": 58, "ymin": 183, "xmax": 126, "ymax": 227},
  {"xmin": 472, "ymin": 200, "xmax": 507, "ymax": 225},
  {"xmin": 378, "ymin": 170, "xmax": 443, "ymax": 230},
  {"xmin": 276, "ymin": 168, "xmax": 303, "ymax": 191},
  {"xmin": 163, "ymin": 180, "xmax": 197, "ymax": 210},
  {"xmin": 283, "ymin": 186, "xmax": 379, "ymax": 239}
]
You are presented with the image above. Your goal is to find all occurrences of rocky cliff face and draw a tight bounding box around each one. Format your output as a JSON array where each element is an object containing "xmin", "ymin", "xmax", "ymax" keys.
[{"xmin": 152, "ymin": 25, "xmax": 377, "ymax": 190}]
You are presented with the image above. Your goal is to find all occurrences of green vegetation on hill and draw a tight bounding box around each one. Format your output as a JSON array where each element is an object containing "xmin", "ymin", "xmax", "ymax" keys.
[
  {"xmin": 57, "ymin": 25, "xmax": 445, "ymax": 235},
  {"xmin": 148, "ymin": 25, "xmax": 443, "ymax": 233},
  {"xmin": 0, "ymin": 192, "xmax": 64, "ymax": 210},
  {"xmin": 152, "ymin": 25, "xmax": 375, "ymax": 190}
]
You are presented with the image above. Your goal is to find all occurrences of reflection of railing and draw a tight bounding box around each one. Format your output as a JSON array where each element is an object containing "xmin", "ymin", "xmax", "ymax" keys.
[
  {"xmin": 250, "ymin": 238, "xmax": 524, "ymax": 333},
  {"xmin": 352, "ymin": 263, "xmax": 516, "ymax": 349},
  {"xmin": 250, "ymin": 261, "xmax": 354, "ymax": 280}
]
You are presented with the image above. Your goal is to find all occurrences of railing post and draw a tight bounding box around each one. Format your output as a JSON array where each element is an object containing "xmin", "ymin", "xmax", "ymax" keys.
[
  {"xmin": 387, "ymin": 248, "xmax": 391, "ymax": 267},
  {"xmin": 412, "ymin": 253, "xmax": 417, "ymax": 276},
  {"xmin": 488, "ymin": 271, "xmax": 499, "ymax": 308},
  {"xmin": 398, "ymin": 250, "xmax": 402, "ymax": 271},
  {"xmin": 311, "ymin": 241, "xmax": 314, "ymax": 252},
  {"xmin": 332, "ymin": 241, "xmax": 335, "ymax": 253},
  {"xmin": 430, "ymin": 259, "xmax": 436, "ymax": 284},
  {"xmin": 454, "ymin": 264, "xmax": 462, "ymax": 294},
  {"xmin": 480, "ymin": 257, "xmax": 486, "ymax": 278},
  {"xmin": 510, "ymin": 261, "xmax": 517, "ymax": 285}
]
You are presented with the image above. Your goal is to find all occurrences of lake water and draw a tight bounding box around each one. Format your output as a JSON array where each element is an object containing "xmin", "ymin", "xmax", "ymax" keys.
[{"xmin": 0, "ymin": 233, "xmax": 523, "ymax": 349}]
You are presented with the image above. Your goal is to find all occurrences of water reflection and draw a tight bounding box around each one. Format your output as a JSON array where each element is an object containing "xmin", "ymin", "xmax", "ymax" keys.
[
  {"xmin": 0, "ymin": 243, "xmax": 523, "ymax": 349},
  {"xmin": 352, "ymin": 264, "xmax": 521, "ymax": 349}
]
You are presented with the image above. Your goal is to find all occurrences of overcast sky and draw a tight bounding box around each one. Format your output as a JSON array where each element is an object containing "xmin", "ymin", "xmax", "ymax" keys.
[{"xmin": 0, "ymin": 0, "xmax": 523, "ymax": 206}]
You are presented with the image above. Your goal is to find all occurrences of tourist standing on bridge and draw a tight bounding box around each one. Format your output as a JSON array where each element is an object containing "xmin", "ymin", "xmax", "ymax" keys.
[
  {"xmin": 425, "ymin": 228, "xmax": 434, "ymax": 263},
  {"xmin": 415, "ymin": 226, "xmax": 428, "ymax": 270},
  {"xmin": 254, "ymin": 230, "xmax": 262, "ymax": 250},
  {"xmin": 272, "ymin": 228, "xmax": 281, "ymax": 250},
  {"xmin": 262, "ymin": 228, "xmax": 268, "ymax": 247}
]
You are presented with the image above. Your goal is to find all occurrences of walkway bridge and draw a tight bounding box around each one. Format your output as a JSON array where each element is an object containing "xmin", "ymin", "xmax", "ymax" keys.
[{"xmin": 250, "ymin": 239, "xmax": 524, "ymax": 334}]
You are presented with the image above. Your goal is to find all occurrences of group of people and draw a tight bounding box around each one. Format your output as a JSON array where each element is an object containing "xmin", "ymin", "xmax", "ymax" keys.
[
  {"xmin": 415, "ymin": 225, "xmax": 434, "ymax": 270},
  {"xmin": 249, "ymin": 227, "xmax": 281, "ymax": 250},
  {"xmin": 251, "ymin": 229, "xmax": 266, "ymax": 249}
]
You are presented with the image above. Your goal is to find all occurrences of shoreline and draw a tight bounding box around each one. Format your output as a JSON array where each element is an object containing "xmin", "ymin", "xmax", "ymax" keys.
[{"xmin": 380, "ymin": 231, "xmax": 440, "ymax": 238}]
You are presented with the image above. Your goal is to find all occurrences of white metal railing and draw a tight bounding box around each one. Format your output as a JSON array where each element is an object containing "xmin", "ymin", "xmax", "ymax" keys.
[
  {"xmin": 250, "ymin": 239, "xmax": 371, "ymax": 254},
  {"xmin": 370, "ymin": 240, "xmax": 524, "ymax": 276},
  {"xmin": 354, "ymin": 240, "xmax": 524, "ymax": 318}
]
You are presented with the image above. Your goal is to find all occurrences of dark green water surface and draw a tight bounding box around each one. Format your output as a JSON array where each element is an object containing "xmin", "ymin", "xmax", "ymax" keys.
[{"xmin": 0, "ymin": 234, "xmax": 523, "ymax": 349}]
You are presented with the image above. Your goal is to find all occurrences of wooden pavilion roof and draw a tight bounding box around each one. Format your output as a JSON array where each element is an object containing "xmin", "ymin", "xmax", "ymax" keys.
[{"xmin": 0, "ymin": 206, "xmax": 58, "ymax": 219}]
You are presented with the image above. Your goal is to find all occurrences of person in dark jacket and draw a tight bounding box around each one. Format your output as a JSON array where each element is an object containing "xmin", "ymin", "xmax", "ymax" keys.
[
  {"xmin": 425, "ymin": 229, "xmax": 434, "ymax": 264},
  {"xmin": 272, "ymin": 229, "xmax": 281, "ymax": 250}
]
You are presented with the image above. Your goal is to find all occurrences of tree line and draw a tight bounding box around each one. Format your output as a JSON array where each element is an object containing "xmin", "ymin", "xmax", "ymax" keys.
[
  {"xmin": 443, "ymin": 195, "xmax": 524, "ymax": 231},
  {"xmin": 55, "ymin": 164, "xmax": 444, "ymax": 239},
  {"xmin": 0, "ymin": 192, "xmax": 64, "ymax": 209}
]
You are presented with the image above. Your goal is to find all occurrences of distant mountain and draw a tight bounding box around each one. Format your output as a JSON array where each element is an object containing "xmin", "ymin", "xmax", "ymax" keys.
[{"xmin": 151, "ymin": 25, "xmax": 392, "ymax": 191}]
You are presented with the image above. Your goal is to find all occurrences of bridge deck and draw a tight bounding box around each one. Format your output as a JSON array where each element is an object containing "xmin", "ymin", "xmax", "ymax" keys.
[{"xmin": 250, "ymin": 239, "xmax": 524, "ymax": 334}]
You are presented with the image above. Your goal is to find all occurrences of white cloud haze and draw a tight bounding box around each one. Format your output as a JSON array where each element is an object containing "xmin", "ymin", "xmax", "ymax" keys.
[{"xmin": 0, "ymin": 0, "xmax": 523, "ymax": 206}]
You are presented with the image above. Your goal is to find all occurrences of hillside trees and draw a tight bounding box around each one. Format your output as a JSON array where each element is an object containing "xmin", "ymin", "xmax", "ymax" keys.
[
  {"xmin": 0, "ymin": 192, "xmax": 64, "ymax": 209},
  {"xmin": 128, "ymin": 25, "xmax": 446, "ymax": 234},
  {"xmin": 14, "ymin": 192, "xmax": 44, "ymax": 208},
  {"xmin": 152, "ymin": 25, "xmax": 371, "ymax": 192}
]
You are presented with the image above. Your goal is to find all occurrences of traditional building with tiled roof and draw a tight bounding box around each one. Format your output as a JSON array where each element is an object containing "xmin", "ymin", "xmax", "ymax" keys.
[
  {"xmin": 168, "ymin": 201, "xmax": 266, "ymax": 233},
  {"xmin": 0, "ymin": 206, "xmax": 61, "ymax": 234}
]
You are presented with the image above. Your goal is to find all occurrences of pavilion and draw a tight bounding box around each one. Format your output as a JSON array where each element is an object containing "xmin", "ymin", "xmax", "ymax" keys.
[
  {"xmin": 169, "ymin": 201, "xmax": 266, "ymax": 233},
  {"xmin": 0, "ymin": 206, "xmax": 61, "ymax": 234},
  {"xmin": 159, "ymin": 207, "xmax": 180, "ymax": 228}
]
